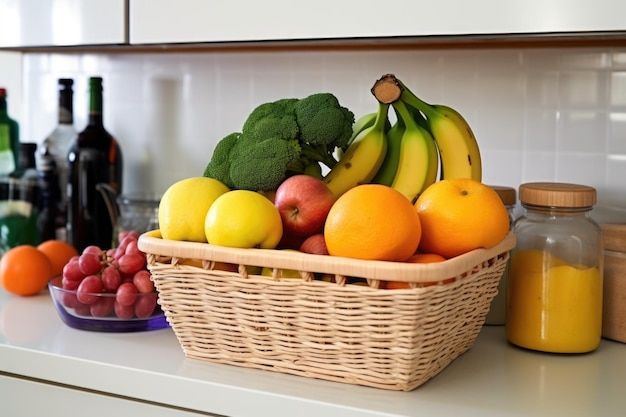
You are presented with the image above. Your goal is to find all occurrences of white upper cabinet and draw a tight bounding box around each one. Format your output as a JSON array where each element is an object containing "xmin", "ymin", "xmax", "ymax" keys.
[
  {"xmin": 0, "ymin": 0, "xmax": 127, "ymax": 47},
  {"xmin": 130, "ymin": 0, "xmax": 626, "ymax": 45}
]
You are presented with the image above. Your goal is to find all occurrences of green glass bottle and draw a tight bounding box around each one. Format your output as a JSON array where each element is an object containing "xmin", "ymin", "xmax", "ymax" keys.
[{"xmin": 0, "ymin": 88, "xmax": 20, "ymax": 175}]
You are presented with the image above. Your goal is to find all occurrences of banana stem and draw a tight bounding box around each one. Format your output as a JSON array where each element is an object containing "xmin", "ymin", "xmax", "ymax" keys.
[
  {"xmin": 371, "ymin": 74, "xmax": 402, "ymax": 104},
  {"xmin": 391, "ymin": 99, "xmax": 419, "ymax": 132},
  {"xmin": 370, "ymin": 73, "xmax": 436, "ymax": 120},
  {"xmin": 373, "ymin": 102, "xmax": 390, "ymax": 132}
]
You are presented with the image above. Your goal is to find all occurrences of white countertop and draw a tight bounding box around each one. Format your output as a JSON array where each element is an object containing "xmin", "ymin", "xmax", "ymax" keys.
[{"xmin": 1, "ymin": 287, "xmax": 624, "ymax": 417}]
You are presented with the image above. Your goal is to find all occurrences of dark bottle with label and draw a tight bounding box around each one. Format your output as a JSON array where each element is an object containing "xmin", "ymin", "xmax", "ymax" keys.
[
  {"xmin": 67, "ymin": 77, "xmax": 123, "ymax": 252},
  {"xmin": 40, "ymin": 79, "xmax": 77, "ymax": 241},
  {"xmin": 0, "ymin": 88, "xmax": 20, "ymax": 175},
  {"xmin": 37, "ymin": 143, "xmax": 63, "ymax": 242}
]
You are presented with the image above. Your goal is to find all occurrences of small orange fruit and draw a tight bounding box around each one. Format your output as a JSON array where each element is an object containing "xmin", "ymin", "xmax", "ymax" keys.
[
  {"xmin": 385, "ymin": 252, "xmax": 447, "ymax": 289},
  {"xmin": 0, "ymin": 245, "xmax": 54, "ymax": 296},
  {"xmin": 37, "ymin": 240, "xmax": 79, "ymax": 277},
  {"xmin": 405, "ymin": 253, "xmax": 447, "ymax": 263},
  {"xmin": 415, "ymin": 178, "xmax": 510, "ymax": 259},
  {"xmin": 324, "ymin": 184, "xmax": 421, "ymax": 261}
]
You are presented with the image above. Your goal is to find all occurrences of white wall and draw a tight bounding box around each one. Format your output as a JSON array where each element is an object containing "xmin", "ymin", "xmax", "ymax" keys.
[
  {"xmin": 13, "ymin": 47, "xmax": 626, "ymax": 221},
  {"xmin": 0, "ymin": 51, "xmax": 22, "ymax": 121}
]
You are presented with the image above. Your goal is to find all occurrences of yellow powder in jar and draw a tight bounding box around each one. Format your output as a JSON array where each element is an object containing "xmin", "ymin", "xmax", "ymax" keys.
[{"xmin": 506, "ymin": 249, "xmax": 603, "ymax": 353}]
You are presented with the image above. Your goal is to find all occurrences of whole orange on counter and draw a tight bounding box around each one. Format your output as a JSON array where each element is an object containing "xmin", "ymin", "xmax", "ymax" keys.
[
  {"xmin": 415, "ymin": 178, "xmax": 510, "ymax": 259},
  {"xmin": 0, "ymin": 245, "xmax": 54, "ymax": 296},
  {"xmin": 37, "ymin": 240, "xmax": 79, "ymax": 277},
  {"xmin": 324, "ymin": 184, "xmax": 421, "ymax": 262}
]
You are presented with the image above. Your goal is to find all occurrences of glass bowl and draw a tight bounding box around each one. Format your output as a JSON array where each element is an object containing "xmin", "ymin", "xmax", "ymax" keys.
[{"xmin": 48, "ymin": 275, "xmax": 169, "ymax": 332}]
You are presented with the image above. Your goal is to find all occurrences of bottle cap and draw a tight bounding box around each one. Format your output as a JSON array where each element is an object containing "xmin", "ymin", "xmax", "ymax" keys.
[{"xmin": 519, "ymin": 182, "xmax": 597, "ymax": 208}]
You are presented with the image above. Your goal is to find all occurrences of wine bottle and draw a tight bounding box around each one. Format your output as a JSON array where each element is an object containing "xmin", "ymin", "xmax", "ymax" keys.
[
  {"xmin": 0, "ymin": 88, "xmax": 19, "ymax": 175},
  {"xmin": 67, "ymin": 77, "xmax": 123, "ymax": 252},
  {"xmin": 0, "ymin": 125, "xmax": 15, "ymax": 176},
  {"xmin": 36, "ymin": 143, "xmax": 58, "ymax": 242},
  {"xmin": 39, "ymin": 78, "xmax": 77, "ymax": 241}
]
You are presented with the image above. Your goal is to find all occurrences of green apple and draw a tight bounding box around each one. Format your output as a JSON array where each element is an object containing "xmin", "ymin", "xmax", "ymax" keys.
[{"xmin": 205, "ymin": 190, "xmax": 283, "ymax": 249}]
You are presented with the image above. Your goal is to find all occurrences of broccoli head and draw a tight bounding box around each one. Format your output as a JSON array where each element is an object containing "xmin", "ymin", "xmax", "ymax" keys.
[
  {"xmin": 242, "ymin": 98, "xmax": 299, "ymax": 142},
  {"xmin": 295, "ymin": 93, "xmax": 355, "ymax": 149},
  {"xmin": 228, "ymin": 137, "xmax": 301, "ymax": 191},
  {"xmin": 202, "ymin": 132, "xmax": 240, "ymax": 188},
  {"xmin": 203, "ymin": 93, "xmax": 355, "ymax": 191}
]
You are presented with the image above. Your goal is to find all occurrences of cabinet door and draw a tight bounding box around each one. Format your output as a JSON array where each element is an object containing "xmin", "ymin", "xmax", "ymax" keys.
[
  {"xmin": 130, "ymin": 0, "xmax": 626, "ymax": 45},
  {"xmin": 0, "ymin": 374, "xmax": 212, "ymax": 416},
  {"xmin": 0, "ymin": 0, "xmax": 127, "ymax": 47}
]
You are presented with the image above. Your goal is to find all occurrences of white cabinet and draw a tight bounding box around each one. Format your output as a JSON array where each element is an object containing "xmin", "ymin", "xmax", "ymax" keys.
[
  {"xmin": 0, "ymin": 374, "xmax": 207, "ymax": 416},
  {"xmin": 129, "ymin": 0, "xmax": 626, "ymax": 45},
  {"xmin": 0, "ymin": 0, "xmax": 127, "ymax": 47}
]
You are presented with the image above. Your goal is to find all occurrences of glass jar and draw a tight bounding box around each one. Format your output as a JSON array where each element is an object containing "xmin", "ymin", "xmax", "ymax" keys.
[
  {"xmin": 506, "ymin": 182, "xmax": 604, "ymax": 353},
  {"xmin": 485, "ymin": 185, "xmax": 517, "ymax": 325}
]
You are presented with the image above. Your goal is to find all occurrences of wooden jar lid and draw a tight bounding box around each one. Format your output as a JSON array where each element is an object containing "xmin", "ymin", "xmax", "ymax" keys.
[
  {"xmin": 489, "ymin": 185, "xmax": 516, "ymax": 206},
  {"xmin": 519, "ymin": 182, "xmax": 597, "ymax": 208},
  {"xmin": 601, "ymin": 223, "xmax": 626, "ymax": 252}
]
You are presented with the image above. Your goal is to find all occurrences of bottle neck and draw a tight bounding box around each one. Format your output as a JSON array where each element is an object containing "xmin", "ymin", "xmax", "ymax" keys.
[
  {"xmin": 0, "ymin": 96, "xmax": 7, "ymax": 115},
  {"xmin": 58, "ymin": 87, "xmax": 74, "ymax": 125},
  {"xmin": 88, "ymin": 79, "xmax": 104, "ymax": 127}
]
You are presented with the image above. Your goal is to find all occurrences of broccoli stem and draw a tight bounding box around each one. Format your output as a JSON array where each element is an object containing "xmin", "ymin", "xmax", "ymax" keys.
[{"xmin": 300, "ymin": 143, "xmax": 338, "ymax": 169}]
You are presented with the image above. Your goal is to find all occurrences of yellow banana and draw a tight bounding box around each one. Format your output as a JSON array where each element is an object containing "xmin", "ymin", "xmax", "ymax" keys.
[
  {"xmin": 389, "ymin": 99, "xmax": 439, "ymax": 203},
  {"xmin": 398, "ymin": 81, "xmax": 482, "ymax": 182},
  {"xmin": 371, "ymin": 107, "xmax": 405, "ymax": 186},
  {"xmin": 323, "ymin": 102, "xmax": 389, "ymax": 198}
]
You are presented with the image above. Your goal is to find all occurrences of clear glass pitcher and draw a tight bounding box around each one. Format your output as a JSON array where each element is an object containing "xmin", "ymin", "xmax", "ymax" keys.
[{"xmin": 96, "ymin": 183, "xmax": 160, "ymax": 246}]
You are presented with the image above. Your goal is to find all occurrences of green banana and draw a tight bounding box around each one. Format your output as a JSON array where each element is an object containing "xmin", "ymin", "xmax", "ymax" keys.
[
  {"xmin": 371, "ymin": 106, "xmax": 405, "ymax": 186},
  {"xmin": 398, "ymin": 80, "xmax": 482, "ymax": 182},
  {"xmin": 348, "ymin": 112, "xmax": 377, "ymax": 145},
  {"xmin": 323, "ymin": 102, "xmax": 389, "ymax": 198},
  {"xmin": 389, "ymin": 99, "xmax": 439, "ymax": 203},
  {"xmin": 336, "ymin": 112, "xmax": 378, "ymax": 160}
]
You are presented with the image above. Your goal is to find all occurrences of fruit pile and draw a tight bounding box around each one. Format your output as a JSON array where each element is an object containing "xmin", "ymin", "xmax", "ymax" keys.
[
  {"xmin": 156, "ymin": 74, "xmax": 511, "ymax": 286},
  {"xmin": 59, "ymin": 231, "xmax": 158, "ymax": 319}
]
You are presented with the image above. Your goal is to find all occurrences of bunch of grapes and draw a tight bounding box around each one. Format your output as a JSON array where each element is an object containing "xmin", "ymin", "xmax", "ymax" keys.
[{"xmin": 60, "ymin": 231, "xmax": 158, "ymax": 319}]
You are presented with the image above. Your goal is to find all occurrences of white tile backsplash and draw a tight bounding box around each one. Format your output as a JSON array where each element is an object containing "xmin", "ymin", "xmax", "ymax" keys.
[{"xmin": 14, "ymin": 46, "xmax": 626, "ymax": 221}]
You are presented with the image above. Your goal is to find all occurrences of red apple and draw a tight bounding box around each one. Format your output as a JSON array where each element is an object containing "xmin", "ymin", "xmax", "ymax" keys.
[
  {"xmin": 274, "ymin": 174, "xmax": 336, "ymax": 238},
  {"xmin": 299, "ymin": 233, "xmax": 329, "ymax": 255}
]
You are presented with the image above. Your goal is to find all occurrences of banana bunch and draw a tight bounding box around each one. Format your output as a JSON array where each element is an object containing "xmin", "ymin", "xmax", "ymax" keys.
[
  {"xmin": 395, "ymin": 77, "xmax": 482, "ymax": 182},
  {"xmin": 323, "ymin": 74, "xmax": 482, "ymax": 202}
]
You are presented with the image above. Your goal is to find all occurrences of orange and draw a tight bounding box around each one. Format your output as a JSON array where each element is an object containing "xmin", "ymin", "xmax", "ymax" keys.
[
  {"xmin": 0, "ymin": 245, "xmax": 54, "ymax": 296},
  {"xmin": 37, "ymin": 240, "xmax": 79, "ymax": 277},
  {"xmin": 406, "ymin": 253, "xmax": 447, "ymax": 263},
  {"xmin": 324, "ymin": 184, "xmax": 421, "ymax": 261},
  {"xmin": 385, "ymin": 252, "xmax": 447, "ymax": 289},
  {"xmin": 415, "ymin": 178, "xmax": 510, "ymax": 259}
]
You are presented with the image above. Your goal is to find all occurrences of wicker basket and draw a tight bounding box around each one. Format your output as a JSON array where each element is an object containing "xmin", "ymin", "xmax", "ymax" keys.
[{"xmin": 138, "ymin": 231, "xmax": 516, "ymax": 391}]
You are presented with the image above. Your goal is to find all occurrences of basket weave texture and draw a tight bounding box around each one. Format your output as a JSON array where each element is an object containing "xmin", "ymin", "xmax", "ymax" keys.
[{"xmin": 138, "ymin": 231, "xmax": 516, "ymax": 391}]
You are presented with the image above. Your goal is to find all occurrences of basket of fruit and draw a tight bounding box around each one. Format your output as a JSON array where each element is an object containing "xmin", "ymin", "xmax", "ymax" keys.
[{"xmin": 137, "ymin": 74, "xmax": 517, "ymax": 391}]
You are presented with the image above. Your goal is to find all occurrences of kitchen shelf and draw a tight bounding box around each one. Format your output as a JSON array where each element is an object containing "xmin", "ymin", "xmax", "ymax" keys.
[{"xmin": 0, "ymin": 287, "xmax": 624, "ymax": 416}]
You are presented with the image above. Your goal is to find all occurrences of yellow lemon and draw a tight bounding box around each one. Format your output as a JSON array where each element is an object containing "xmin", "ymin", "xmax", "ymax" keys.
[
  {"xmin": 159, "ymin": 177, "xmax": 230, "ymax": 242},
  {"xmin": 205, "ymin": 190, "xmax": 283, "ymax": 249}
]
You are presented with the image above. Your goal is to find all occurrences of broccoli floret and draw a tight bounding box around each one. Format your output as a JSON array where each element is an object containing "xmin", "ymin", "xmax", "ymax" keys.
[
  {"xmin": 296, "ymin": 93, "xmax": 355, "ymax": 148},
  {"xmin": 242, "ymin": 98, "xmax": 299, "ymax": 142},
  {"xmin": 203, "ymin": 93, "xmax": 355, "ymax": 191},
  {"xmin": 202, "ymin": 132, "xmax": 240, "ymax": 188},
  {"xmin": 229, "ymin": 137, "xmax": 301, "ymax": 191}
]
